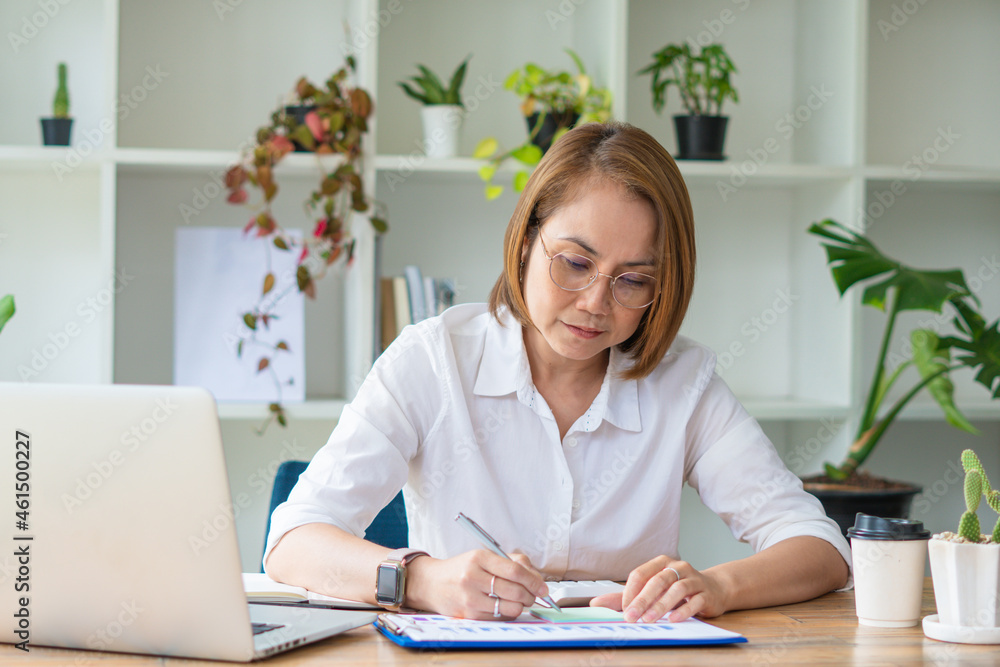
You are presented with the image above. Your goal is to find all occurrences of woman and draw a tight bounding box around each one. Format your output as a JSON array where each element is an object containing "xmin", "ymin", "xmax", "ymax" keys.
[{"xmin": 265, "ymin": 121, "xmax": 851, "ymax": 623}]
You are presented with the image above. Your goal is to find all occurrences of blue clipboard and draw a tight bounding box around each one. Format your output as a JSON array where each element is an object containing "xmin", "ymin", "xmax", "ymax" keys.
[{"xmin": 373, "ymin": 616, "xmax": 747, "ymax": 650}]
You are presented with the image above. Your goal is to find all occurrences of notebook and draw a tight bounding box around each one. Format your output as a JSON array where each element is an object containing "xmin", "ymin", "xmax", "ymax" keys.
[
  {"xmin": 243, "ymin": 573, "xmax": 381, "ymax": 610},
  {"xmin": 0, "ymin": 382, "xmax": 376, "ymax": 661}
]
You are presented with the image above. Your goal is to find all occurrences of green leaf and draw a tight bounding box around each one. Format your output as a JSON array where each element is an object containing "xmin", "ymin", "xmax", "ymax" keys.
[
  {"xmin": 824, "ymin": 462, "xmax": 847, "ymax": 480},
  {"xmin": 416, "ymin": 65, "xmax": 447, "ymax": 99},
  {"xmin": 445, "ymin": 56, "xmax": 470, "ymax": 105},
  {"xmin": 236, "ymin": 339, "xmax": 243, "ymax": 358},
  {"xmin": 510, "ymin": 143, "xmax": 542, "ymax": 166},
  {"xmin": 273, "ymin": 236, "xmax": 289, "ymax": 250},
  {"xmin": 369, "ymin": 216, "xmax": 389, "ymax": 234},
  {"xmin": 809, "ymin": 219, "xmax": 972, "ymax": 313},
  {"xmin": 941, "ymin": 297, "xmax": 1000, "ymax": 399},
  {"xmin": 398, "ymin": 81, "xmax": 430, "ymax": 105},
  {"xmin": 513, "ymin": 170, "xmax": 530, "ymax": 192},
  {"xmin": 485, "ymin": 184, "xmax": 504, "ymax": 200},
  {"xmin": 243, "ymin": 313, "xmax": 257, "ymax": 331},
  {"xmin": 911, "ymin": 329, "xmax": 979, "ymax": 434},
  {"xmin": 473, "ymin": 137, "xmax": 499, "ymax": 159},
  {"xmin": 0, "ymin": 295, "xmax": 14, "ymax": 335},
  {"xmin": 296, "ymin": 265, "xmax": 311, "ymax": 292},
  {"xmin": 289, "ymin": 125, "xmax": 315, "ymax": 151},
  {"xmin": 478, "ymin": 164, "xmax": 497, "ymax": 182}
]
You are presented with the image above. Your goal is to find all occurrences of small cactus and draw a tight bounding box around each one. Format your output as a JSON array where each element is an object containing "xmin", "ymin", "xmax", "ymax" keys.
[
  {"xmin": 53, "ymin": 62, "xmax": 69, "ymax": 118},
  {"xmin": 958, "ymin": 511, "xmax": 981, "ymax": 542},
  {"xmin": 956, "ymin": 449, "xmax": 1000, "ymax": 543}
]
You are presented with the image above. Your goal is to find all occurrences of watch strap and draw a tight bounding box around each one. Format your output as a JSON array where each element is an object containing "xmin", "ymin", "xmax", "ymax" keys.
[{"xmin": 386, "ymin": 548, "xmax": 429, "ymax": 566}]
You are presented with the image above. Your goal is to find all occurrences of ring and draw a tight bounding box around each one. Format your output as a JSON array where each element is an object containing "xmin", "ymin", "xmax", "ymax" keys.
[
  {"xmin": 665, "ymin": 567, "xmax": 681, "ymax": 583},
  {"xmin": 490, "ymin": 575, "xmax": 497, "ymax": 597},
  {"xmin": 493, "ymin": 596, "xmax": 502, "ymax": 618}
]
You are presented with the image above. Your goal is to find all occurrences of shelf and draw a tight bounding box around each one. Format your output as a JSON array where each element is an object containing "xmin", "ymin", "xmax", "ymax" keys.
[
  {"xmin": 374, "ymin": 154, "xmax": 516, "ymax": 174},
  {"xmin": 742, "ymin": 399, "xmax": 852, "ymax": 422},
  {"xmin": 372, "ymin": 153, "xmax": 853, "ymax": 187},
  {"xmin": 114, "ymin": 147, "xmax": 238, "ymax": 172},
  {"xmin": 113, "ymin": 148, "xmax": 348, "ymax": 176},
  {"xmin": 864, "ymin": 165, "xmax": 1000, "ymax": 191},
  {"xmin": 217, "ymin": 399, "xmax": 347, "ymax": 421},
  {"xmin": 678, "ymin": 163, "xmax": 853, "ymax": 189},
  {"xmin": 0, "ymin": 145, "xmax": 106, "ymax": 172},
  {"xmin": 894, "ymin": 401, "xmax": 1000, "ymax": 422}
]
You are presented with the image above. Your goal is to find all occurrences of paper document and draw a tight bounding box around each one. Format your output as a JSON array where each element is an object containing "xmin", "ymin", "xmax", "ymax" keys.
[{"xmin": 376, "ymin": 611, "xmax": 746, "ymax": 648}]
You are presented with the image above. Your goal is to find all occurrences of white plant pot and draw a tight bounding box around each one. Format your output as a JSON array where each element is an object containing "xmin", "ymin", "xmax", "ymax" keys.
[
  {"xmin": 928, "ymin": 538, "xmax": 1000, "ymax": 627},
  {"xmin": 420, "ymin": 104, "xmax": 462, "ymax": 158}
]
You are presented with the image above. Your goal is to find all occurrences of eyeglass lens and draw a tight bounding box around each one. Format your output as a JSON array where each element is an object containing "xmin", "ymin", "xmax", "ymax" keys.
[{"xmin": 550, "ymin": 253, "xmax": 656, "ymax": 308}]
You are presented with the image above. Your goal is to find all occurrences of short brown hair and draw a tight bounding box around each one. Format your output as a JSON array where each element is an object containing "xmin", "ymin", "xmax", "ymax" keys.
[{"xmin": 488, "ymin": 121, "xmax": 696, "ymax": 380}]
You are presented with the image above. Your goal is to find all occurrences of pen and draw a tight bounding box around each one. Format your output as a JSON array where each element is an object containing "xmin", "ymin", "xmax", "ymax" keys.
[{"xmin": 454, "ymin": 512, "xmax": 561, "ymax": 612}]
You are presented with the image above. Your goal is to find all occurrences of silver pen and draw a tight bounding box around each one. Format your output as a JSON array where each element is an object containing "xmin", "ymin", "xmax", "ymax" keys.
[{"xmin": 454, "ymin": 512, "xmax": 561, "ymax": 612}]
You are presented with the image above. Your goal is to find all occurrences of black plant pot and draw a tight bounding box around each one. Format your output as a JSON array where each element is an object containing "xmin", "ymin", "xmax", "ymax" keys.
[
  {"xmin": 804, "ymin": 483, "xmax": 922, "ymax": 537},
  {"xmin": 673, "ymin": 115, "xmax": 728, "ymax": 160},
  {"xmin": 284, "ymin": 104, "xmax": 317, "ymax": 152},
  {"xmin": 40, "ymin": 117, "xmax": 73, "ymax": 146},
  {"xmin": 526, "ymin": 110, "xmax": 580, "ymax": 154}
]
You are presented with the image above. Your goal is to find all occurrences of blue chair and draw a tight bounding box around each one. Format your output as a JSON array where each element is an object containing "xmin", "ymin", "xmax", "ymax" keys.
[{"xmin": 262, "ymin": 460, "xmax": 408, "ymax": 571}]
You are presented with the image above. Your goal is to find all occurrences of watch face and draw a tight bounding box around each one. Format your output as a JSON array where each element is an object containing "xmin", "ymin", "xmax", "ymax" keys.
[{"xmin": 375, "ymin": 563, "xmax": 402, "ymax": 605}]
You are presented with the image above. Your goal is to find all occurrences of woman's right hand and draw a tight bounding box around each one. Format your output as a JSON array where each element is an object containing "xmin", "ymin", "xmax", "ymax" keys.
[{"xmin": 405, "ymin": 550, "xmax": 550, "ymax": 620}]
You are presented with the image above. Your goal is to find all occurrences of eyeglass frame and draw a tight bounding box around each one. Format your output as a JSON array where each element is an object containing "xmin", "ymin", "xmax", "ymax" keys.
[{"xmin": 535, "ymin": 232, "xmax": 659, "ymax": 309}]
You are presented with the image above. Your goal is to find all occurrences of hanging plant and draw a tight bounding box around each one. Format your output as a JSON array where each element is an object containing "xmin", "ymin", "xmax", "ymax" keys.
[{"xmin": 224, "ymin": 57, "xmax": 387, "ymax": 432}]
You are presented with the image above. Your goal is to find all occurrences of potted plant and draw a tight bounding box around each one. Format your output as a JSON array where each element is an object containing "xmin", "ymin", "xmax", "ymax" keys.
[
  {"xmin": 398, "ymin": 56, "xmax": 470, "ymax": 159},
  {"xmin": 637, "ymin": 42, "xmax": 737, "ymax": 160},
  {"xmin": 803, "ymin": 220, "xmax": 1000, "ymax": 533},
  {"xmin": 223, "ymin": 57, "xmax": 387, "ymax": 432},
  {"xmin": 0, "ymin": 295, "xmax": 14, "ymax": 334},
  {"xmin": 925, "ymin": 449, "xmax": 1000, "ymax": 637},
  {"xmin": 40, "ymin": 62, "xmax": 72, "ymax": 146},
  {"xmin": 474, "ymin": 49, "xmax": 612, "ymax": 200}
]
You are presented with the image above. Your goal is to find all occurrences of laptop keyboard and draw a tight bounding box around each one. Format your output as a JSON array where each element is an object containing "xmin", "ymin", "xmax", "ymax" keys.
[{"xmin": 252, "ymin": 622, "xmax": 285, "ymax": 636}]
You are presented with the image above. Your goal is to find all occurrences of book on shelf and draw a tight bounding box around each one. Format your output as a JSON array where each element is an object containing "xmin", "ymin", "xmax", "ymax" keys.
[{"xmin": 379, "ymin": 265, "xmax": 456, "ymax": 352}]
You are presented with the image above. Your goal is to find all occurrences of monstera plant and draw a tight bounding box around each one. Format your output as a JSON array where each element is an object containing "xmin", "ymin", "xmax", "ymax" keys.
[
  {"xmin": 802, "ymin": 220, "xmax": 1000, "ymax": 533},
  {"xmin": 809, "ymin": 220, "xmax": 1000, "ymax": 481}
]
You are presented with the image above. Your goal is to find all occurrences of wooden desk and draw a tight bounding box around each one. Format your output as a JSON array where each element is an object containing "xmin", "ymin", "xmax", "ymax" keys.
[{"xmin": 2, "ymin": 579, "xmax": 995, "ymax": 665}]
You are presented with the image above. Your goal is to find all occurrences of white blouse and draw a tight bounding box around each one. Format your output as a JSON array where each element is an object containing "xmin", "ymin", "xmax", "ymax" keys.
[{"xmin": 265, "ymin": 303, "xmax": 851, "ymax": 582}]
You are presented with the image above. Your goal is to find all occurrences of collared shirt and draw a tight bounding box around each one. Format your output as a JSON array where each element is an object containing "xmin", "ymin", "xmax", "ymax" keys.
[{"xmin": 265, "ymin": 303, "xmax": 851, "ymax": 582}]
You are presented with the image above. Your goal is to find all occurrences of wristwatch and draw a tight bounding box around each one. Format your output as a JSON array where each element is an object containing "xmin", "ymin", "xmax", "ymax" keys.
[{"xmin": 375, "ymin": 548, "xmax": 429, "ymax": 611}]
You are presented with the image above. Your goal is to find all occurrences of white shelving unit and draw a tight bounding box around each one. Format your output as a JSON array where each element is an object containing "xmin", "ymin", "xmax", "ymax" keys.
[{"xmin": 3, "ymin": 0, "xmax": 998, "ymax": 569}]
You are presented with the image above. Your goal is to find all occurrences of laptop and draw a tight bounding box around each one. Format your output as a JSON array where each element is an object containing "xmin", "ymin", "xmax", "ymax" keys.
[{"xmin": 0, "ymin": 382, "xmax": 376, "ymax": 661}]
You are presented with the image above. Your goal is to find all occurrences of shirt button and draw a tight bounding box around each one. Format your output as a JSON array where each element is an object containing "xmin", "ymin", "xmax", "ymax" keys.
[
  {"xmin": 553, "ymin": 542, "xmax": 563, "ymax": 551},
  {"xmin": 572, "ymin": 500, "xmax": 581, "ymax": 510},
  {"xmin": 565, "ymin": 437, "xmax": 577, "ymax": 447}
]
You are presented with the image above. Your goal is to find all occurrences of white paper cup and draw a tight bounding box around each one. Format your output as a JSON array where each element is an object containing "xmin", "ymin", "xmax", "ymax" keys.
[{"xmin": 848, "ymin": 513, "xmax": 930, "ymax": 628}]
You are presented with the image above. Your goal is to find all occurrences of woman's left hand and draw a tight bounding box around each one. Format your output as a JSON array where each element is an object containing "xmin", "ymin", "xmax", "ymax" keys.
[{"xmin": 589, "ymin": 556, "xmax": 729, "ymax": 623}]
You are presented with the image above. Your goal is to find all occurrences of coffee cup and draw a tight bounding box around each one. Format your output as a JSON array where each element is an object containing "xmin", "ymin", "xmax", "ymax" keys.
[{"xmin": 847, "ymin": 513, "xmax": 930, "ymax": 627}]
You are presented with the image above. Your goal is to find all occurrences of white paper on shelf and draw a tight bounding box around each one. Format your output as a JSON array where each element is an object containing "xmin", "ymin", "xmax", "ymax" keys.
[{"xmin": 174, "ymin": 227, "xmax": 305, "ymax": 403}]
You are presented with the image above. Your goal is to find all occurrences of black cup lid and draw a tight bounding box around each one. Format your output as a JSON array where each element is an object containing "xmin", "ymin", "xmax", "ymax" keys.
[{"xmin": 846, "ymin": 513, "xmax": 931, "ymax": 540}]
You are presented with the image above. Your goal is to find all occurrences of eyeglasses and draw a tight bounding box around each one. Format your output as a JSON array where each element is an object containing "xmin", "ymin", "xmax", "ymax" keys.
[{"xmin": 537, "ymin": 233, "xmax": 658, "ymax": 309}]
